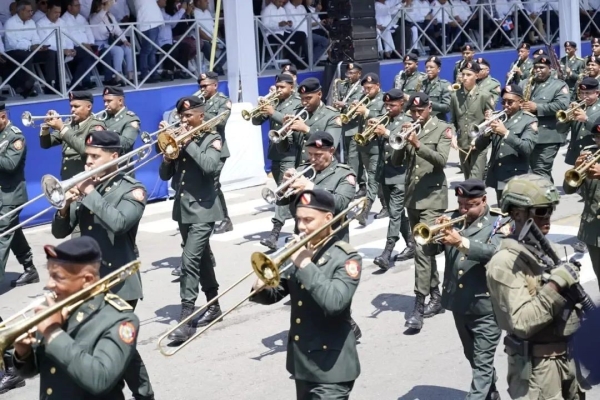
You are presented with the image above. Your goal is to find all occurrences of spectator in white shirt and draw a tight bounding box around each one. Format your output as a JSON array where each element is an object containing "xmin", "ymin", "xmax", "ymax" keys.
[
  {"xmin": 89, "ymin": 0, "xmax": 133, "ymax": 86},
  {"xmin": 131, "ymin": 0, "xmax": 164, "ymax": 82},
  {"xmin": 0, "ymin": 20, "xmax": 8, "ymax": 100},
  {"xmin": 261, "ymin": 0, "xmax": 306, "ymax": 69},
  {"xmin": 403, "ymin": 0, "xmax": 431, "ymax": 51},
  {"xmin": 285, "ymin": 0, "xmax": 326, "ymax": 64},
  {"xmin": 193, "ymin": 0, "xmax": 226, "ymax": 75},
  {"xmin": 495, "ymin": 0, "xmax": 544, "ymax": 45},
  {"xmin": 375, "ymin": 0, "xmax": 399, "ymax": 58},
  {"xmin": 4, "ymin": 0, "xmax": 58, "ymax": 97},
  {"xmin": 109, "ymin": 0, "xmax": 129, "ymax": 22},
  {"xmin": 32, "ymin": 0, "xmax": 46, "ymax": 22},
  {"xmin": 0, "ymin": 0, "xmax": 13, "ymax": 23},
  {"xmin": 77, "ymin": 0, "xmax": 91, "ymax": 18},
  {"xmin": 157, "ymin": 0, "xmax": 191, "ymax": 80}
]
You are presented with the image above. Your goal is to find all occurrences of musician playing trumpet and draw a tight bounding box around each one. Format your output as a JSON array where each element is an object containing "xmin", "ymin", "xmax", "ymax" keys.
[{"xmin": 557, "ymin": 77, "xmax": 600, "ymax": 166}]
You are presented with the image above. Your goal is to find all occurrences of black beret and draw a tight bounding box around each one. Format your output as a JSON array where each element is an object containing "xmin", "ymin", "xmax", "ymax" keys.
[
  {"xmin": 461, "ymin": 43, "xmax": 474, "ymax": 52},
  {"xmin": 408, "ymin": 92, "xmax": 430, "ymax": 107},
  {"xmin": 587, "ymin": 55, "xmax": 600, "ymax": 65},
  {"xmin": 0, "ymin": 103, "xmax": 5, "ymax": 112},
  {"xmin": 69, "ymin": 91, "xmax": 93, "ymax": 103},
  {"xmin": 476, "ymin": 57, "xmax": 490, "ymax": 67},
  {"xmin": 305, "ymin": 131, "xmax": 334, "ymax": 148},
  {"xmin": 533, "ymin": 55, "xmax": 551, "ymax": 65},
  {"xmin": 592, "ymin": 37, "xmax": 600, "ymax": 45},
  {"xmin": 519, "ymin": 42, "xmax": 531, "ymax": 50},
  {"xmin": 461, "ymin": 61, "xmax": 481, "ymax": 73},
  {"xmin": 564, "ymin": 41, "xmax": 577, "ymax": 48},
  {"xmin": 404, "ymin": 53, "xmax": 418, "ymax": 63},
  {"xmin": 361, "ymin": 73, "xmax": 379, "ymax": 85},
  {"xmin": 85, "ymin": 130, "xmax": 121, "ymax": 149},
  {"xmin": 44, "ymin": 236, "xmax": 102, "ymax": 264},
  {"xmin": 176, "ymin": 96, "xmax": 205, "ymax": 113},
  {"xmin": 275, "ymin": 74, "xmax": 294, "ymax": 85},
  {"xmin": 281, "ymin": 63, "xmax": 298, "ymax": 75},
  {"xmin": 426, "ymin": 55, "xmax": 441, "ymax": 66},
  {"xmin": 198, "ymin": 71, "xmax": 219, "ymax": 82},
  {"xmin": 533, "ymin": 48, "xmax": 546, "ymax": 56},
  {"xmin": 501, "ymin": 84, "xmax": 524, "ymax": 98},
  {"xmin": 297, "ymin": 77, "xmax": 321, "ymax": 94},
  {"xmin": 383, "ymin": 88, "xmax": 404, "ymax": 102},
  {"xmin": 579, "ymin": 76, "xmax": 599, "ymax": 91},
  {"xmin": 347, "ymin": 62, "xmax": 362, "ymax": 71},
  {"xmin": 455, "ymin": 179, "xmax": 486, "ymax": 198},
  {"xmin": 293, "ymin": 189, "xmax": 336, "ymax": 214},
  {"xmin": 103, "ymin": 86, "xmax": 124, "ymax": 96}
]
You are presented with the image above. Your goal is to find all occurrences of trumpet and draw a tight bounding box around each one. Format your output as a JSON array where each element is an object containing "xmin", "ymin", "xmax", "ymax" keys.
[
  {"xmin": 93, "ymin": 109, "xmax": 109, "ymax": 121},
  {"xmin": 194, "ymin": 89, "xmax": 207, "ymax": 102},
  {"xmin": 22, "ymin": 111, "xmax": 75, "ymax": 128},
  {"xmin": 354, "ymin": 114, "xmax": 390, "ymax": 146},
  {"xmin": 413, "ymin": 215, "xmax": 468, "ymax": 245},
  {"xmin": 340, "ymin": 96, "xmax": 371, "ymax": 124},
  {"xmin": 241, "ymin": 91, "xmax": 280, "ymax": 121},
  {"xmin": 268, "ymin": 108, "xmax": 309, "ymax": 144},
  {"xmin": 556, "ymin": 100, "xmax": 587, "ymax": 123},
  {"xmin": 564, "ymin": 148, "xmax": 600, "ymax": 188},
  {"xmin": 469, "ymin": 110, "xmax": 508, "ymax": 138},
  {"xmin": 156, "ymin": 197, "xmax": 368, "ymax": 357},
  {"xmin": 389, "ymin": 121, "xmax": 421, "ymax": 150},
  {"xmin": 261, "ymin": 165, "xmax": 317, "ymax": 204}
]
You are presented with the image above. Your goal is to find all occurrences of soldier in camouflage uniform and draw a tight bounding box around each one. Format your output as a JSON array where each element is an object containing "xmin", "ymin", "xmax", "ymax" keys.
[
  {"xmin": 422, "ymin": 55, "xmax": 451, "ymax": 121},
  {"xmin": 476, "ymin": 58, "xmax": 501, "ymax": 104},
  {"xmin": 506, "ymin": 43, "xmax": 534, "ymax": 86},
  {"xmin": 393, "ymin": 53, "xmax": 426, "ymax": 103},
  {"xmin": 452, "ymin": 44, "xmax": 475, "ymax": 85},
  {"xmin": 102, "ymin": 86, "xmax": 140, "ymax": 154},
  {"xmin": 561, "ymin": 41, "xmax": 586, "ymax": 100},
  {"xmin": 487, "ymin": 174, "xmax": 584, "ymax": 400}
]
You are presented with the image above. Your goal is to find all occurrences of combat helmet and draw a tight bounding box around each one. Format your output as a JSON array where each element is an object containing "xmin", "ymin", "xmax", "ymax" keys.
[{"xmin": 500, "ymin": 174, "xmax": 560, "ymax": 213}]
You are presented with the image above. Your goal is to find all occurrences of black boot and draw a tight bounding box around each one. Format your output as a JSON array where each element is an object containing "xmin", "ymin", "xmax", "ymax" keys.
[
  {"xmin": 405, "ymin": 293, "xmax": 425, "ymax": 330},
  {"xmin": 195, "ymin": 304, "xmax": 223, "ymax": 327},
  {"xmin": 423, "ymin": 286, "xmax": 445, "ymax": 318},
  {"xmin": 356, "ymin": 199, "xmax": 372, "ymax": 226},
  {"xmin": 171, "ymin": 265, "xmax": 182, "ymax": 277},
  {"xmin": 355, "ymin": 184, "xmax": 366, "ymax": 199},
  {"xmin": 373, "ymin": 239, "xmax": 396, "ymax": 271},
  {"xmin": 260, "ymin": 221, "xmax": 283, "ymax": 251},
  {"xmin": 10, "ymin": 265, "xmax": 40, "ymax": 288},
  {"xmin": 167, "ymin": 305, "xmax": 195, "ymax": 342},
  {"xmin": 374, "ymin": 197, "xmax": 389, "ymax": 219},
  {"xmin": 394, "ymin": 241, "xmax": 415, "ymax": 263},
  {"xmin": 0, "ymin": 354, "xmax": 26, "ymax": 395},
  {"xmin": 350, "ymin": 317, "xmax": 362, "ymax": 341},
  {"xmin": 214, "ymin": 218, "xmax": 233, "ymax": 234}
]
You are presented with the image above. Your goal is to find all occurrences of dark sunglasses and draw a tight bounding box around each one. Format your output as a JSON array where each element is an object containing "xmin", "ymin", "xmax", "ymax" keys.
[
  {"xmin": 531, "ymin": 206, "xmax": 554, "ymax": 218},
  {"xmin": 502, "ymin": 99, "xmax": 518, "ymax": 105}
]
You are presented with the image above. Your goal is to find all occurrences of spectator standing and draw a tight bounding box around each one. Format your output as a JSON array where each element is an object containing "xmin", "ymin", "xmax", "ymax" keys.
[
  {"xmin": 193, "ymin": 0, "xmax": 226, "ymax": 75},
  {"xmin": 131, "ymin": 0, "xmax": 164, "ymax": 82},
  {"xmin": 285, "ymin": 0, "xmax": 326, "ymax": 65},
  {"xmin": 261, "ymin": 0, "xmax": 306, "ymax": 69}
]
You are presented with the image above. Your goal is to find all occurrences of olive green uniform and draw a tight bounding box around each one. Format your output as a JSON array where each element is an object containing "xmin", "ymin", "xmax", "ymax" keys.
[
  {"xmin": 477, "ymin": 76, "xmax": 501, "ymax": 105},
  {"xmin": 557, "ymin": 99, "xmax": 600, "ymax": 165},
  {"xmin": 393, "ymin": 70, "xmax": 426, "ymax": 98},
  {"xmin": 519, "ymin": 76, "xmax": 570, "ymax": 181},
  {"xmin": 450, "ymin": 85, "xmax": 495, "ymax": 180},
  {"xmin": 252, "ymin": 94, "xmax": 302, "ymax": 225},
  {"xmin": 293, "ymin": 103, "xmax": 342, "ymax": 164},
  {"xmin": 473, "ymin": 110, "xmax": 538, "ymax": 202},
  {"xmin": 356, "ymin": 91, "xmax": 385, "ymax": 202},
  {"xmin": 486, "ymin": 238, "xmax": 582, "ymax": 400},
  {"xmin": 338, "ymin": 80, "xmax": 364, "ymax": 183},
  {"xmin": 427, "ymin": 207, "xmax": 507, "ymax": 399},
  {"xmin": 0, "ymin": 123, "xmax": 34, "ymax": 282},
  {"xmin": 159, "ymin": 131, "xmax": 223, "ymax": 307},
  {"xmin": 507, "ymin": 58, "xmax": 533, "ymax": 85},
  {"xmin": 560, "ymin": 55, "xmax": 586, "ymax": 98},
  {"xmin": 104, "ymin": 107, "xmax": 141, "ymax": 154},
  {"xmin": 12, "ymin": 293, "xmax": 140, "ymax": 400},
  {"xmin": 391, "ymin": 116, "xmax": 452, "ymax": 296},
  {"xmin": 250, "ymin": 239, "xmax": 361, "ymax": 400},
  {"xmin": 422, "ymin": 76, "xmax": 452, "ymax": 121}
]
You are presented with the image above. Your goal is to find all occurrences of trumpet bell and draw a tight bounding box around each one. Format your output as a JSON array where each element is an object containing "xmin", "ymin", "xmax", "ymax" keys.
[
  {"xmin": 241, "ymin": 109, "xmax": 252, "ymax": 121},
  {"xmin": 340, "ymin": 114, "xmax": 350, "ymax": 125},
  {"xmin": 353, "ymin": 133, "xmax": 368, "ymax": 146},
  {"xmin": 413, "ymin": 223, "xmax": 431, "ymax": 245},
  {"xmin": 250, "ymin": 252, "xmax": 281, "ymax": 288},
  {"xmin": 21, "ymin": 111, "xmax": 33, "ymax": 127},
  {"xmin": 556, "ymin": 110, "xmax": 569, "ymax": 123},
  {"xmin": 268, "ymin": 129, "xmax": 283, "ymax": 143},
  {"xmin": 157, "ymin": 133, "xmax": 180, "ymax": 159},
  {"xmin": 564, "ymin": 169, "xmax": 583, "ymax": 188},
  {"xmin": 41, "ymin": 174, "xmax": 67, "ymax": 209},
  {"xmin": 451, "ymin": 83, "xmax": 461, "ymax": 91},
  {"xmin": 261, "ymin": 188, "xmax": 276, "ymax": 205}
]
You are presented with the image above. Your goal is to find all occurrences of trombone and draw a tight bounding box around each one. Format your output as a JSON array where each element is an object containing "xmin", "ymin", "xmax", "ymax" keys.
[
  {"xmin": 354, "ymin": 114, "xmax": 389, "ymax": 146},
  {"xmin": 21, "ymin": 111, "xmax": 75, "ymax": 128},
  {"xmin": 469, "ymin": 110, "xmax": 508, "ymax": 138},
  {"xmin": 241, "ymin": 91, "xmax": 280, "ymax": 121},
  {"xmin": 413, "ymin": 215, "xmax": 468, "ymax": 245},
  {"xmin": 261, "ymin": 165, "xmax": 316, "ymax": 204},
  {"xmin": 0, "ymin": 260, "xmax": 140, "ymax": 371},
  {"xmin": 268, "ymin": 108, "xmax": 309, "ymax": 144},
  {"xmin": 156, "ymin": 197, "xmax": 368, "ymax": 357},
  {"xmin": 556, "ymin": 100, "xmax": 586, "ymax": 123},
  {"xmin": 564, "ymin": 148, "xmax": 600, "ymax": 188},
  {"xmin": 389, "ymin": 121, "xmax": 421, "ymax": 150},
  {"xmin": 340, "ymin": 96, "xmax": 371, "ymax": 124}
]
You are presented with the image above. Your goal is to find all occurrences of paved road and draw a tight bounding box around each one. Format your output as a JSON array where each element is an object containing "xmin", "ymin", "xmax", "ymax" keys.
[{"xmin": 1, "ymin": 145, "xmax": 598, "ymax": 400}]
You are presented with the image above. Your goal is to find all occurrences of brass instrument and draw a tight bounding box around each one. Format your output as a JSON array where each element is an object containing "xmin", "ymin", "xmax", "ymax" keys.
[
  {"xmin": 469, "ymin": 110, "xmax": 508, "ymax": 138},
  {"xmin": 139, "ymin": 120, "xmax": 181, "ymax": 144},
  {"xmin": 413, "ymin": 215, "xmax": 468, "ymax": 245},
  {"xmin": 331, "ymin": 78, "xmax": 348, "ymax": 105},
  {"xmin": 389, "ymin": 121, "xmax": 421, "ymax": 150},
  {"xmin": 575, "ymin": 69, "xmax": 589, "ymax": 100},
  {"xmin": 556, "ymin": 100, "xmax": 587, "ymax": 123},
  {"xmin": 93, "ymin": 110, "xmax": 109, "ymax": 121},
  {"xmin": 341, "ymin": 80, "xmax": 362, "ymax": 104},
  {"xmin": 157, "ymin": 111, "xmax": 230, "ymax": 159},
  {"xmin": 523, "ymin": 67, "xmax": 535, "ymax": 101},
  {"xmin": 21, "ymin": 111, "xmax": 75, "ymax": 128},
  {"xmin": 268, "ymin": 108, "xmax": 309, "ymax": 144},
  {"xmin": 450, "ymin": 82, "xmax": 461, "ymax": 91},
  {"xmin": 354, "ymin": 114, "xmax": 390, "ymax": 146},
  {"xmin": 564, "ymin": 148, "xmax": 600, "ymax": 188},
  {"xmin": 340, "ymin": 96, "xmax": 371, "ymax": 124},
  {"xmin": 261, "ymin": 165, "xmax": 317, "ymax": 204},
  {"xmin": 157, "ymin": 197, "xmax": 368, "ymax": 357},
  {"xmin": 0, "ymin": 260, "xmax": 140, "ymax": 371},
  {"xmin": 241, "ymin": 91, "xmax": 280, "ymax": 121}
]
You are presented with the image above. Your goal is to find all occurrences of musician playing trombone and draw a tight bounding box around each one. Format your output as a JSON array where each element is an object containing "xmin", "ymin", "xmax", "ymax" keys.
[
  {"xmin": 10, "ymin": 236, "xmax": 141, "ymax": 399},
  {"xmin": 250, "ymin": 189, "xmax": 361, "ymax": 400},
  {"xmin": 102, "ymin": 86, "xmax": 141, "ymax": 154},
  {"xmin": 252, "ymin": 74, "xmax": 302, "ymax": 251}
]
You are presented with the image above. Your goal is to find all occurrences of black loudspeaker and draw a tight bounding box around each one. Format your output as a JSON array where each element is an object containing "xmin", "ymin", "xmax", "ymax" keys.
[
  {"xmin": 327, "ymin": 0, "xmax": 375, "ymax": 19},
  {"xmin": 329, "ymin": 17, "xmax": 377, "ymax": 41},
  {"xmin": 330, "ymin": 38, "xmax": 378, "ymax": 63}
]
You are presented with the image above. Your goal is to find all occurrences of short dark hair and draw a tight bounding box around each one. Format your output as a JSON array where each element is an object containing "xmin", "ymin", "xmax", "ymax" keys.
[{"xmin": 16, "ymin": 0, "xmax": 32, "ymax": 11}]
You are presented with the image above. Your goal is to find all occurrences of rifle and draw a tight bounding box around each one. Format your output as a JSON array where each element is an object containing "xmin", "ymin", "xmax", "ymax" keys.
[{"xmin": 518, "ymin": 219, "xmax": 595, "ymax": 313}]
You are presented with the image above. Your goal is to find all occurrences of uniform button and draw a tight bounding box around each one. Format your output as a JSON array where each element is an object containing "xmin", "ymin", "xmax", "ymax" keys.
[
  {"xmin": 181, "ymin": 182, "xmax": 185, "ymax": 185},
  {"xmin": 458, "ymin": 270, "xmax": 463, "ymax": 275},
  {"xmin": 183, "ymin": 158, "xmax": 186, "ymax": 162},
  {"xmin": 182, "ymin": 170, "xmax": 186, "ymax": 173},
  {"xmin": 460, "ymin": 257, "xmax": 465, "ymax": 261},
  {"xmin": 459, "ymin": 284, "xmax": 464, "ymax": 289},
  {"xmin": 298, "ymin": 301, "xmax": 303, "ymax": 306},
  {"xmin": 498, "ymin": 163, "xmax": 502, "ymax": 166},
  {"xmin": 63, "ymin": 167, "xmax": 67, "ymax": 170},
  {"xmin": 597, "ymin": 215, "xmax": 600, "ymax": 220},
  {"xmin": 415, "ymin": 177, "xmax": 419, "ymax": 180},
  {"xmin": 486, "ymin": 291, "xmax": 490, "ymax": 295},
  {"xmin": 296, "ymin": 318, "xmax": 301, "ymax": 324},
  {"xmin": 499, "ymin": 153, "xmax": 503, "ymax": 156},
  {"xmin": 88, "ymin": 226, "xmax": 92, "ymax": 230},
  {"xmin": 300, "ymin": 284, "xmax": 304, "ymax": 289},
  {"xmin": 322, "ymin": 345, "xmax": 328, "ymax": 350},
  {"xmin": 90, "ymin": 211, "xmax": 93, "ymax": 215},
  {"xmin": 50, "ymin": 367, "xmax": 56, "ymax": 374},
  {"xmin": 108, "ymin": 263, "xmax": 112, "ymax": 267},
  {"xmin": 302, "ymin": 150, "xmax": 305, "ymax": 153},
  {"xmin": 416, "ymin": 165, "xmax": 419, "ymax": 168},
  {"xmin": 180, "ymin": 193, "xmax": 184, "ymax": 197},
  {"xmin": 294, "ymin": 335, "xmax": 299, "ymax": 341},
  {"xmin": 47, "ymin": 388, "xmax": 53, "ymax": 395},
  {"xmin": 385, "ymin": 161, "xmax": 388, "ymax": 164}
]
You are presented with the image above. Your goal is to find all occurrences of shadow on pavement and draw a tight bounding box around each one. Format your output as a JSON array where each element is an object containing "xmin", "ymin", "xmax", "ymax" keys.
[
  {"xmin": 397, "ymin": 385, "xmax": 468, "ymax": 400},
  {"xmin": 250, "ymin": 329, "xmax": 289, "ymax": 361}
]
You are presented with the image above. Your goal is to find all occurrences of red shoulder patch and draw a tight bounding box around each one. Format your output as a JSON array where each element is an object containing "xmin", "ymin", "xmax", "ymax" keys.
[
  {"xmin": 345, "ymin": 259, "xmax": 360, "ymax": 279},
  {"xmin": 212, "ymin": 139, "xmax": 222, "ymax": 150},
  {"xmin": 132, "ymin": 188, "xmax": 145, "ymax": 202},
  {"xmin": 444, "ymin": 127, "xmax": 453, "ymax": 139},
  {"xmin": 13, "ymin": 139, "xmax": 23, "ymax": 150},
  {"xmin": 118, "ymin": 322, "xmax": 136, "ymax": 344},
  {"xmin": 346, "ymin": 174, "xmax": 356, "ymax": 186}
]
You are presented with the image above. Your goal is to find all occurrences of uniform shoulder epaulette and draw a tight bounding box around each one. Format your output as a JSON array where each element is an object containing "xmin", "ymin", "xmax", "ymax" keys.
[
  {"xmin": 126, "ymin": 110, "xmax": 136, "ymax": 117},
  {"xmin": 490, "ymin": 77, "xmax": 501, "ymax": 84},
  {"xmin": 576, "ymin": 56, "xmax": 585, "ymax": 61},
  {"xmin": 326, "ymin": 105, "xmax": 339, "ymax": 112},
  {"xmin": 583, "ymin": 144, "xmax": 599, "ymax": 152},
  {"xmin": 334, "ymin": 240, "xmax": 357, "ymax": 254},
  {"xmin": 439, "ymin": 78, "xmax": 451, "ymax": 84},
  {"xmin": 121, "ymin": 175, "xmax": 140, "ymax": 185},
  {"xmin": 522, "ymin": 111, "xmax": 536, "ymax": 118},
  {"xmin": 490, "ymin": 207, "xmax": 507, "ymax": 216},
  {"xmin": 10, "ymin": 125, "xmax": 22, "ymax": 134},
  {"xmin": 105, "ymin": 293, "xmax": 133, "ymax": 311},
  {"xmin": 217, "ymin": 92, "xmax": 229, "ymax": 99},
  {"xmin": 336, "ymin": 163, "xmax": 353, "ymax": 171}
]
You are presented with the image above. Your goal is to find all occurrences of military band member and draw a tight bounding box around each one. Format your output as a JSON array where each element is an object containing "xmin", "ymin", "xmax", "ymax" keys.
[
  {"xmin": 590, "ymin": 37, "xmax": 600, "ymax": 59},
  {"xmin": 391, "ymin": 92, "xmax": 452, "ymax": 331},
  {"xmin": 11, "ymin": 237, "xmax": 140, "ymax": 400},
  {"xmin": 487, "ymin": 174, "xmax": 582, "ymax": 400},
  {"xmin": 453, "ymin": 44, "xmax": 475, "ymax": 84},
  {"xmin": 50, "ymin": 130, "xmax": 154, "ymax": 399},
  {"xmin": 587, "ymin": 55, "xmax": 600, "ymax": 84},
  {"xmin": 370, "ymin": 89, "xmax": 414, "ymax": 270},
  {"xmin": 473, "ymin": 84, "xmax": 538, "ymax": 203},
  {"xmin": 250, "ymin": 189, "xmax": 361, "ymax": 400},
  {"xmin": 102, "ymin": 86, "xmax": 141, "ymax": 154},
  {"xmin": 559, "ymin": 78, "xmax": 600, "ymax": 168},
  {"xmin": 197, "ymin": 72, "xmax": 233, "ymax": 234},
  {"xmin": 506, "ymin": 43, "xmax": 533, "ymax": 86},
  {"xmin": 159, "ymin": 96, "xmax": 223, "ymax": 341},
  {"xmin": 254, "ymin": 74, "xmax": 302, "ymax": 250},
  {"xmin": 450, "ymin": 61, "xmax": 495, "ymax": 180},
  {"xmin": 282, "ymin": 63, "xmax": 299, "ymax": 93},
  {"xmin": 421, "ymin": 55, "xmax": 451, "ymax": 121},
  {"xmin": 531, "ymin": 49, "xmax": 559, "ymax": 79},
  {"xmin": 561, "ymin": 41, "xmax": 586, "ymax": 99},
  {"xmin": 393, "ymin": 53, "xmax": 426, "ymax": 100},
  {"xmin": 476, "ymin": 58, "xmax": 501, "ymax": 104},
  {"xmin": 521, "ymin": 55, "xmax": 570, "ymax": 182},
  {"xmin": 40, "ymin": 91, "xmax": 106, "ymax": 180},
  {"xmin": 563, "ymin": 122, "xmax": 600, "ymax": 290},
  {"xmin": 427, "ymin": 179, "xmax": 503, "ymax": 400},
  {"xmin": 0, "ymin": 103, "xmax": 39, "ymax": 288}
]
